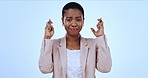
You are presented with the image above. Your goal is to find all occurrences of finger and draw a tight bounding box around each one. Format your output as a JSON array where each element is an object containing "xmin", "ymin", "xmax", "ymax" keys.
[
  {"xmin": 50, "ymin": 26, "xmax": 54, "ymax": 31},
  {"xmin": 50, "ymin": 29, "xmax": 54, "ymax": 35},
  {"xmin": 97, "ymin": 24, "xmax": 104, "ymax": 30},
  {"xmin": 46, "ymin": 36, "xmax": 51, "ymax": 39},
  {"xmin": 100, "ymin": 18, "xmax": 102, "ymax": 22},
  {"xmin": 48, "ymin": 27, "xmax": 51, "ymax": 31},
  {"xmin": 97, "ymin": 18, "xmax": 104, "ymax": 29},
  {"xmin": 97, "ymin": 18, "xmax": 102, "ymax": 22},
  {"xmin": 48, "ymin": 19, "xmax": 53, "ymax": 24},
  {"xmin": 46, "ymin": 22, "xmax": 50, "ymax": 27},
  {"xmin": 45, "ymin": 24, "xmax": 54, "ymax": 32},
  {"xmin": 45, "ymin": 26, "xmax": 54, "ymax": 32},
  {"xmin": 46, "ymin": 19, "xmax": 53, "ymax": 27},
  {"xmin": 45, "ymin": 25, "xmax": 51, "ymax": 30},
  {"xmin": 45, "ymin": 23, "xmax": 51, "ymax": 30},
  {"xmin": 46, "ymin": 22, "xmax": 53, "ymax": 28},
  {"xmin": 97, "ymin": 18, "xmax": 100, "ymax": 26}
]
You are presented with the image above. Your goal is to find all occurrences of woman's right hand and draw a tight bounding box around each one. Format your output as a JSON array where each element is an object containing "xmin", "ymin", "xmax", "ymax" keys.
[{"xmin": 44, "ymin": 19, "xmax": 54, "ymax": 39}]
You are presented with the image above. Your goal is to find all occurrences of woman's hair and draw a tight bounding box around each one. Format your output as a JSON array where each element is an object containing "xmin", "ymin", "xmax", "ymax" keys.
[{"xmin": 62, "ymin": 2, "xmax": 84, "ymax": 19}]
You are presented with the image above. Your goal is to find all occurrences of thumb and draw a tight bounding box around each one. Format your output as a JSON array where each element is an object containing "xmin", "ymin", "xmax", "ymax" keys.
[{"xmin": 90, "ymin": 28, "xmax": 96, "ymax": 33}]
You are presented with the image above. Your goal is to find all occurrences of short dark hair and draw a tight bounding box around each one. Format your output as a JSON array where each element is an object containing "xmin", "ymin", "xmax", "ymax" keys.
[{"xmin": 62, "ymin": 2, "xmax": 84, "ymax": 19}]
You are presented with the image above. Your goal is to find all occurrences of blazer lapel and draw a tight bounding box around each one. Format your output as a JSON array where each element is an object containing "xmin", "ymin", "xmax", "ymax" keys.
[
  {"xmin": 57, "ymin": 36, "xmax": 89, "ymax": 77},
  {"xmin": 58, "ymin": 37, "xmax": 67, "ymax": 77},
  {"xmin": 80, "ymin": 37, "xmax": 89, "ymax": 75}
]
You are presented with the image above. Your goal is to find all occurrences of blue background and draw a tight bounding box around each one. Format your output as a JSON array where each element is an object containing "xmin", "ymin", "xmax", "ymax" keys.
[{"xmin": 0, "ymin": 0, "xmax": 148, "ymax": 78}]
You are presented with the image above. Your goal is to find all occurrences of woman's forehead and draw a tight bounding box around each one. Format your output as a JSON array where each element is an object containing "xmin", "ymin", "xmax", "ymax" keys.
[
  {"xmin": 65, "ymin": 16, "xmax": 83, "ymax": 19},
  {"xmin": 64, "ymin": 9, "xmax": 83, "ymax": 17}
]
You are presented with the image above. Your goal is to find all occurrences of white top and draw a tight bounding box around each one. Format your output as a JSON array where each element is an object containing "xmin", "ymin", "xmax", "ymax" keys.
[{"xmin": 66, "ymin": 49, "xmax": 82, "ymax": 78}]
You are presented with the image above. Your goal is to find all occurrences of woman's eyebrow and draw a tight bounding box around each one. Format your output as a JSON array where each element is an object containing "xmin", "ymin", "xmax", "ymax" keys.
[
  {"xmin": 66, "ymin": 16, "xmax": 72, "ymax": 19},
  {"xmin": 65, "ymin": 16, "xmax": 82, "ymax": 19},
  {"xmin": 76, "ymin": 16, "xmax": 82, "ymax": 19}
]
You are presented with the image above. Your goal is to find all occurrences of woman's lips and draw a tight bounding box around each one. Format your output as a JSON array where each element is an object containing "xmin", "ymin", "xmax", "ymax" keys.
[{"xmin": 70, "ymin": 28, "xmax": 78, "ymax": 31}]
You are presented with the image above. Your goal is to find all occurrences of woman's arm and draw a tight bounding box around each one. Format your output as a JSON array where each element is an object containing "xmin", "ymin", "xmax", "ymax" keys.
[
  {"xmin": 95, "ymin": 35, "xmax": 112, "ymax": 73},
  {"xmin": 39, "ymin": 39, "xmax": 54, "ymax": 74},
  {"xmin": 39, "ymin": 19, "xmax": 54, "ymax": 74}
]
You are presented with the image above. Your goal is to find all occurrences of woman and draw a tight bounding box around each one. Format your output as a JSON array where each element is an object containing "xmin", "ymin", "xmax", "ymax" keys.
[{"xmin": 39, "ymin": 2, "xmax": 112, "ymax": 78}]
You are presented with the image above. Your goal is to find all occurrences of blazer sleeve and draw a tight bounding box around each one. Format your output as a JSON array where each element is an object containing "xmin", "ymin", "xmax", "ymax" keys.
[
  {"xmin": 95, "ymin": 35, "xmax": 112, "ymax": 73},
  {"xmin": 39, "ymin": 39, "xmax": 54, "ymax": 74}
]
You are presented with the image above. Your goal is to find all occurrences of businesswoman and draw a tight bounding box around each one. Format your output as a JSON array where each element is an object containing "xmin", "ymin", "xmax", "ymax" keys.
[{"xmin": 39, "ymin": 2, "xmax": 112, "ymax": 78}]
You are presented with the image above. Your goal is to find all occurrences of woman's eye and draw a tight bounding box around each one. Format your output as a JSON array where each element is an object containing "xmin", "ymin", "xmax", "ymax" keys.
[
  {"xmin": 66, "ymin": 19, "xmax": 72, "ymax": 22},
  {"xmin": 77, "ymin": 19, "xmax": 81, "ymax": 22}
]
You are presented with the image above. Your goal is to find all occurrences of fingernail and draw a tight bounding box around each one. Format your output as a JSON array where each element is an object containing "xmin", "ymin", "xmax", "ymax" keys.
[{"xmin": 49, "ymin": 19, "xmax": 51, "ymax": 21}]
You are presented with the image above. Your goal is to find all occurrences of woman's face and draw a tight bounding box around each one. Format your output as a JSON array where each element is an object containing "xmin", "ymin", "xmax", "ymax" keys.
[{"xmin": 62, "ymin": 9, "xmax": 84, "ymax": 36}]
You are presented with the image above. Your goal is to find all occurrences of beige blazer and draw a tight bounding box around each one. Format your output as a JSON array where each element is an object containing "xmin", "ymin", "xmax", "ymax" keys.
[{"xmin": 39, "ymin": 35, "xmax": 112, "ymax": 78}]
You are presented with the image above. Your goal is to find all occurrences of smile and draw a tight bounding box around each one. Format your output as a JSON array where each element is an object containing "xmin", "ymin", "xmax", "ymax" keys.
[{"xmin": 70, "ymin": 28, "xmax": 78, "ymax": 31}]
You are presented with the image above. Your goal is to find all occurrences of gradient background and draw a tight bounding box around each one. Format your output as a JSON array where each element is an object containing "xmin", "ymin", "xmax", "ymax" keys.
[{"xmin": 0, "ymin": 0, "xmax": 148, "ymax": 78}]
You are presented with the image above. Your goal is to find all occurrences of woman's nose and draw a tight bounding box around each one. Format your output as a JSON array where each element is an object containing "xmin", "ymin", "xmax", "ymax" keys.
[{"xmin": 72, "ymin": 20, "xmax": 76, "ymax": 27}]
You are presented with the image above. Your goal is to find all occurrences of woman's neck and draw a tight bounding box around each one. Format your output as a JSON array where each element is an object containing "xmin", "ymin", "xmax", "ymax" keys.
[{"xmin": 66, "ymin": 34, "xmax": 80, "ymax": 50}]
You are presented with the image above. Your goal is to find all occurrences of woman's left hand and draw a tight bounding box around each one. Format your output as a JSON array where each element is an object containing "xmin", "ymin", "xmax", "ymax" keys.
[{"xmin": 91, "ymin": 18, "xmax": 104, "ymax": 37}]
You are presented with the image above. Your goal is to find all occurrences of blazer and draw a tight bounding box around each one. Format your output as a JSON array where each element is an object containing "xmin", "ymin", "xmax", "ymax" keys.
[{"xmin": 39, "ymin": 35, "xmax": 112, "ymax": 78}]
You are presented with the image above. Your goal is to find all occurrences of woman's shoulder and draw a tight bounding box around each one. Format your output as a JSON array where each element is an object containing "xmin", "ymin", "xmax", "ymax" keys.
[
  {"xmin": 51, "ymin": 37, "xmax": 65, "ymax": 44},
  {"xmin": 81, "ymin": 37, "xmax": 95, "ymax": 41},
  {"xmin": 81, "ymin": 37, "xmax": 96, "ymax": 44}
]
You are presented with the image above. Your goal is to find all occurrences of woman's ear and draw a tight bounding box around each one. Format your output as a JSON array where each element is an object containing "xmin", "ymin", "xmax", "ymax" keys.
[
  {"xmin": 61, "ymin": 18, "xmax": 64, "ymax": 26},
  {"xmin": 82, "ymin": 18, "xmax": 85, "ymax": 26}
]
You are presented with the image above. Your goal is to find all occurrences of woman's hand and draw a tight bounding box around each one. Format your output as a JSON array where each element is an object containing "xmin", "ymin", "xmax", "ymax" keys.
[
  {"xmin": 91, "ymin": 18, "xmax": 104, "ymax": 37},
  {"xmin": 44, "ymin": 19, "xmax": 54, "ymax": 39}
]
